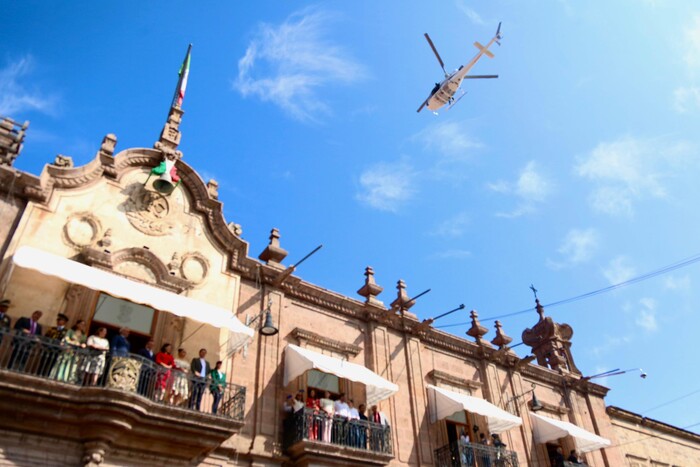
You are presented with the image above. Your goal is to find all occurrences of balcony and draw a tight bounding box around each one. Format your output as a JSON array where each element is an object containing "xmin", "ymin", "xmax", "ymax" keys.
[
  {"xmin": 0, "ymin": 329, "xmax": 246, "ymax": 464},
  {"xmin": 434, "ymin": 440, "xmax": 520, "ymax": 467},
  {"xmin": 283, "ymin": 408, "xmax": 394, "ymax": 466}
]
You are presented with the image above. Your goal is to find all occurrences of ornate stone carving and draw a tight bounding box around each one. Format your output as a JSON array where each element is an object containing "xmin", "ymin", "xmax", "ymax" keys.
[
  {"xmin": 82, "ymin": 441, "xmax": 109, "ymax": 467},
  {"xmin": 522, "ymin": 299, "xmax": 581, "ymax": 374},
  {"xmin": 97, "ymin": 228, "xmax": 112, "ymax": 249},
  {"xmin": 122, "ymin": 184, "xmax": 174, "ymax": 236},
  {"xmin": 168, "ymin": 252, "xmax": 181, "ymax": 275},
  {"xmin": 0, "ymin": 117, "xmax": 28, "ymax": 167},
  {"xmin": 53, "ymin": 154, "xmax": 74, "ymax": 168},
  {"xmin": 466, "ymin": 310, "xmax": 491, "ymax": 347},
  {"xmin": 291, "ymin": 327, "xmax": 362, "ymax": 357},
  {"xmin": 106, "ymin": 356, "xmax": 141, "ymax": 392},
  {"xmin": 491, "ymin": 320, "xmax": 513, "ymax": 350},
  {"xmin": 228, "ymin": 222, "xmax": 242, "ymax": 237},
  {"xmin": 99, "ymin": 134, "xmax": 117, "ymax": 157},
  {"xmin": 62, "ymin": 212, "xmax": 102, "ymax": 250},
  {"xmin": 206, "ymin": 179, "xmax": 219, "ymax": 199},
  {"xmin": 179, "ymin": 252, "xmax": 209, "ymax": 285}
]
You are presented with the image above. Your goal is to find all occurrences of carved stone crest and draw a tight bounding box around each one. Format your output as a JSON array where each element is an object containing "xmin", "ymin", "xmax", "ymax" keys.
[
  {"xmin": 179, "ymin": 252, "xmax": 209, "ymax": 285},
  {"xmin": 106, "ymin": 356, "xmax": 140, "ymax": 392},
  {"xmin": 62, "ymin": 212, "xmax": 102, "ymax": 250},
  {"xmin": 123, "ymin": 184, "xmax": 174, "ymax": 236}
]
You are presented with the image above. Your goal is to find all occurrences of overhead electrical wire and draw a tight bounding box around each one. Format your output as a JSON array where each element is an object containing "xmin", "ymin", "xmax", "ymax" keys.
[{"xmin": 436, "ymin": 251, "xmax": 700, "ymax": 329}]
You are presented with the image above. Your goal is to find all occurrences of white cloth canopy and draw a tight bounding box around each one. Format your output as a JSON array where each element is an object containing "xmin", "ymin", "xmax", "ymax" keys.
[
  {"xmin": 427, "ymin": 384, "xmax": 522, "ymax": 434},
  {"xmin": 530, "ymin": 412, "xmax": 611, "ymax": 453},
  {"xmin": 283, "ymin": 344, "xmax": 398, "ymax": 406},
  {"xmin": 11, "ymin": 246, "xmax": 254, "ymax": 350}
]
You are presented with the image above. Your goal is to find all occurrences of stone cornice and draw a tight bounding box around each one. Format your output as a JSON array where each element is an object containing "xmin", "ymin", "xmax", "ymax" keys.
[
  {"xmin": 607, "ymin": 406, "xmax": 700, "ymax": 443},
  {"xmin": 291, "ymin": 328, "xmax": 362, "ymax": 357},
  {"xmin": 428, "ymin": 369, "xmax": 482, "ymax": 391}
]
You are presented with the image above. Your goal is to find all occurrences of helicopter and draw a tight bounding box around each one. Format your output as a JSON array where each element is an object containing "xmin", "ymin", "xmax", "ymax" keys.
[{"xmin": 417, "ymin": 22, "xmax": 502, "ymax": 113}]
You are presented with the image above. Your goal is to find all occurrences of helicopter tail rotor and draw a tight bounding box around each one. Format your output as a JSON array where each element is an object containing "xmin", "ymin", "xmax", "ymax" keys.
[{"xmin": 424, "ymin": 33, "xmax": 448, "ymax": 77}]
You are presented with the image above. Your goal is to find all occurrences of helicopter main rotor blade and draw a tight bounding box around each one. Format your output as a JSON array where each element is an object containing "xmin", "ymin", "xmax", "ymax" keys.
[
  {"xmin": 464, "ymin": 74, "xmax": 499, "ymax": 79},
  {"xmin": 424, "ymin": 33, "xmax": 447, "ymax": 76}
]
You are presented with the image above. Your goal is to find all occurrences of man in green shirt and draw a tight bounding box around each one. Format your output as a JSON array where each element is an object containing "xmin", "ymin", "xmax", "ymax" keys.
[{"xmin": 210, "ymin": 360, "xmax": 226, "ymax": 414}]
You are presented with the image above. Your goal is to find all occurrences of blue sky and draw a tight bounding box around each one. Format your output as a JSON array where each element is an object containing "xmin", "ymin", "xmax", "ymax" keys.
[{"xmin": 4, "ymin": 0, "xmax": 700, "ymax": 434}]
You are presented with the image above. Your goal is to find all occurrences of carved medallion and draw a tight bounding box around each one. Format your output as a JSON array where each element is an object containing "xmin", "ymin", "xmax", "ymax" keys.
[
  {"xmin": 123, "ymin": 184, "xmax": 174, "ymax": 236},
  {"xmin": 106, "ymin": 356, "xmax": 140, "ymax": 392},
  {"xmin": 180, "ymin": 252, "xmax": 209, "ymax": 285},
  {"xmin": 62, "ymin": 212, "xmax": 102, "ymax": 249}
]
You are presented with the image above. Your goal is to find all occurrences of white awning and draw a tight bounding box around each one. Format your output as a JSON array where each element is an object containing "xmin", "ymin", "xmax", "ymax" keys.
[
  {"xmin": 11, "ymin": 246, "xmax": 254, "ymax": 350},
  {"xmin": 283, "ymin": 344, "xmax": 398, "ymax": 406},
  {"xmin": 427, "ymin": 384, "xmax": 522, "ymax": 434},
  {"xmin": 530, "ymin": 412, "xmax": 611, "ymax": 453}
]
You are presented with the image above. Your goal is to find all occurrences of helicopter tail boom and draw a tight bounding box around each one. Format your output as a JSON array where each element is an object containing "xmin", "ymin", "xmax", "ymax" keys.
[{"xmin": 473, "ymin": 41, "xmax": 495, "ymax": 58}]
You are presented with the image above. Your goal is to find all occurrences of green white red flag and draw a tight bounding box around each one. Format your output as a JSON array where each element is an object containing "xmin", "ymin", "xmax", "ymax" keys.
[{"xmin": 172, "ymin": 44, "xmax": 192, "ymax": 107}]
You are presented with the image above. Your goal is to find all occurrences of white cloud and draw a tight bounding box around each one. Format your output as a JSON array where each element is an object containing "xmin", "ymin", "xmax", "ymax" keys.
[
  {"xmin": 683, "ymin": 15, "xmax": 700, "ymax": 71},
  {"xmin": 356, "ymin": 161, "xmax": 415, "ymax": 212},
  {"xmin": 413, "ymin": 121, "xmax": 483, "ymax": 162},
  {"xmin": 589, "ymin": 335, "xmax": 632, "ymax": 358},
  {"xmin": 430, "ymin": 212, "xmax": 470, "ymax": 237},
  {"xmin": 490, "ymin": 161, "xmax": 552, "ymax": 218},
  {"xmin": 673, "ymin": 86, "xmax": 700, "ymax": 113},
  {"xmin": 602, "ymin": 256, "xmax": 636, "ymax": 285},
  {"xmin": 455, "ymin": 2, "xmax": 485, "ymax": 25},
  {"xmin": 428, "ymin": 249, "xmax": 472, "ymax": 260},
  {"xmin": 576, "ymin": 136, "xmax": 694, "ymax": 216},
  {"xmin": 234, "ymin": 7, "xmax": 366, "ymax": 123},
  {"xmin": 547, "ymin": 228, "xmax": 599, "ymax": 269},
  {"xmin": 0, "ymin": 55, "xmax": 56, "ymax": 116},
  {"xmin": 664, "ymin": 274, "xmax": 690, "ymax": 290},
  {"xmin": 635, "ymin": 297, "xmax": 658, "ymax": 331}
]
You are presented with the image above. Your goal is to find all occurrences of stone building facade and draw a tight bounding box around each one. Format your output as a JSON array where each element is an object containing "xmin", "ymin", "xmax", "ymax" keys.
[{"xmin": 0, "ymin": 100, "xmax": 698, "ymax": 467}]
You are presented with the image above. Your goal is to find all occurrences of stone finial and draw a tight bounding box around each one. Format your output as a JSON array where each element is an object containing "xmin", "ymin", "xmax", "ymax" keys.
[
  {"xmin": 97, "ymin": 229, "xmax": 112, "ymax": 250},
  {"xmin": 0, "ymin": 117, "xmax": 29, "ymax": 167},
  {"xmin": 258, "ymin": 228, "xmax": 288, "ymax": 269},
  {"xmin": 466, "ymin": 310, "xmax": 489, "ymax": 344},
  {"xmin": 228, "ymin": 222, "xmax": 243, "ymax": 237},
  {"xmin": 99, "ymin": 134, "xmax": 117, "ymax": 157},
  {"xmin": 53, "ymin": 154, "xmax": 74, "ymax": 168},
  {"xmin": 206, "ymin": 179, "xmax": 219, "ymax": 199},
  {"xmin": 154, "ymin": 106, "xmax": 184, "ymax": 159},
  {"xmin": 390, "ymin": 279, "xmax": 415, "ymax": 311},
  {"xmin": 491, "ymin": 320, "xmax": 513, "ymax": 349},
  {"xmin": 357, "ymin": 266, "xmax": 384, "ymax": 306}
]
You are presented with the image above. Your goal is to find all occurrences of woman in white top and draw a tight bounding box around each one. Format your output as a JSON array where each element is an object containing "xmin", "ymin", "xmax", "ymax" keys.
[
  {"xmin": 319, "ymin": 390, "xmax": 335, "ymax": 442},
  {"xmin": 172, "ymin": 348, "xmax": 191, "ymax": 406},
  {"xmin": 83, "ymin": 327, "xmax": 109, "ymax": 386}
]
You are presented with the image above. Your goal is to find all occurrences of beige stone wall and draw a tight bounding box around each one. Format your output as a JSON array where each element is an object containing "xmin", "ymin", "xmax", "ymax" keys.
[
  {"xmin": 609, "ymin": 408, "xmax": 700, "ymax": 467},
  {"xmin": 0, "ymin": 166, "xmax": 240, "ymax": 359}
]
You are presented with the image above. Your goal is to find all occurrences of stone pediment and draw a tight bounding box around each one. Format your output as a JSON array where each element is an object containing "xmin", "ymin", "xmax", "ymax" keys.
[{"xmin": 12, "ymin": 136, "xmax": 252, "ymax": 274}]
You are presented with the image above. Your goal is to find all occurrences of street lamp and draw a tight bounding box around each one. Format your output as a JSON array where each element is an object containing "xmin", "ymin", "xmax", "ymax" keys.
[
  {"xmin": 505, "ymin": 384, "xmax": 543, "ymax": 413},
  {"xmin": 247, "ymin": 299, "xmax": 279, "ymax": 336}
]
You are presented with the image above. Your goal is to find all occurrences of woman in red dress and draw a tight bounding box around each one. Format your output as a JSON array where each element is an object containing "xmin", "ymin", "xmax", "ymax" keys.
[
  {"xmin": 305, "ymin": 388, "xmax": 321, "ymax": 439},
  {"xmin": 155, "ymin": 343, "xmax": 174, "ymax": 402}
]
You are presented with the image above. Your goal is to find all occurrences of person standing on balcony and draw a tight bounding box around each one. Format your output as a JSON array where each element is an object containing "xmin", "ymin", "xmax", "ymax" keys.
[
  {"xmin": 52, "ymin": 319, "xmax": 87, "ymax": 383},
  {"xmin": 305, "ymin": 388, "xmax": 320, "ymax": 440},
  {"xmin": 357, "ymin": 403, "xmax": 368, "ymax": 449},
  {"xmin": 42, "ymin": 313, "xmax": 69, "ymax": 376},
  {"xmin": 83, "ymin": 327, "xmax": 109, "ymax": 386},
  {"xmin": 155, "ymin": 343, "xmax": 174, "ymax": 402},
  {"xmin": 9, "ymin": 310, "xmax": 43, "ymax": 371},
  {"xmin": 319, "ymin": 390, "xmax": 334, "ymax": 442},
  {"xmin": 567, "ymin": 449, "xmax": 581, "ymax": 464},
  {"xmin": 348, "ymin": 399, "xmax": 360, "ymax": 448},
  {"xmin": 334, "ymin": 393, "xmax": 350, "ymax": 445},
  {"xmin": 189, "ymin": 348, "xmax": 211, "ymax": 410},
  {"xmin": 136, "ymin": 339, "xmax": 156, "ymax": 396},
  {"xmin": 209, "ymin": 360, "xmax": 226, "ymax": 414},
  {"xmin": 111, "ymin": 327, "xmax": 131, "ymax": 357},
  {"xmin": 172, "ymin": 348, "xmax": 190, "ymax": 406},
  {"xmin": 0, "ymin": 299, "xmax": 12, "ymax": 329}
]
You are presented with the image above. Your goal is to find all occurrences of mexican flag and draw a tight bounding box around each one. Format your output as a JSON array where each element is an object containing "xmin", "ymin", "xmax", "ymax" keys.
[{"xmin": 172, "ymin": 44, "xmax": 192, "ymax": 107}]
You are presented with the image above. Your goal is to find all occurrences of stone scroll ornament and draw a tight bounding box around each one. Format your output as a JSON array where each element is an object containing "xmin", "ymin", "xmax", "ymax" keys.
[{"xmin": 144, "ymin": 153, "xmax": 181, "ymax": 195}]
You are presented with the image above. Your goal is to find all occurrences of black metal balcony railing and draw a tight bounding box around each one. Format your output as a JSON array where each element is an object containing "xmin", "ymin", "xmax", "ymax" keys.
[
  {"xmin": 283, "ymin": 407, "xmax": 393, "ymax": 455},
  {"xmin": 0, "ymin": 329, "xmax": 246, "ymax": 421},
  {"xmin": 435, "ymin": 440, "xmax": 519, "ymax": 467}
]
